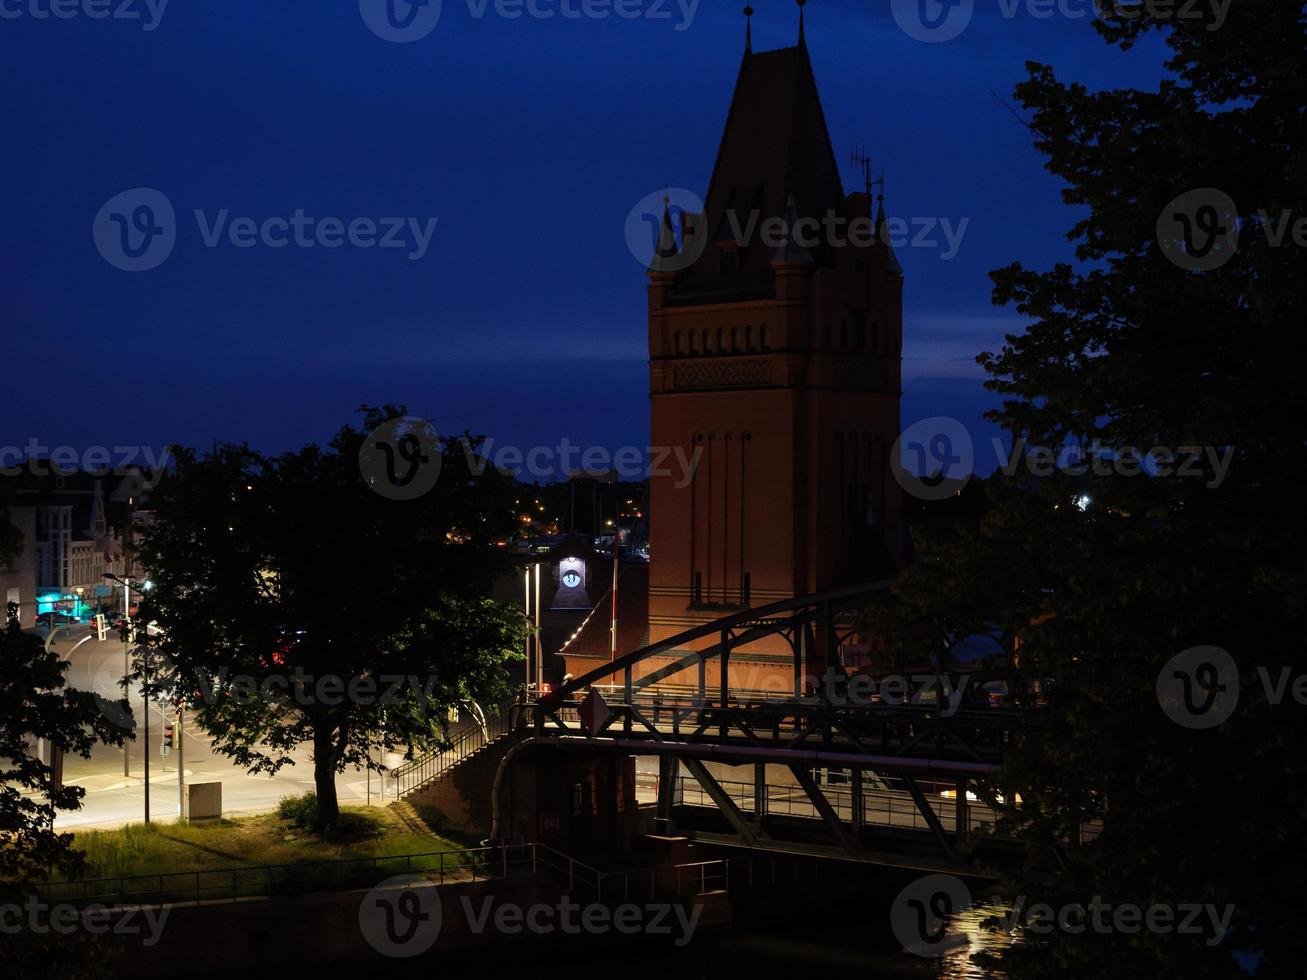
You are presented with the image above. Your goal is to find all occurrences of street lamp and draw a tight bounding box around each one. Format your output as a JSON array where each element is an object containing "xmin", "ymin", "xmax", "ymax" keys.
[{"xmin": 104, "ymin": 572, "xmax": 150, "ymax": 822}]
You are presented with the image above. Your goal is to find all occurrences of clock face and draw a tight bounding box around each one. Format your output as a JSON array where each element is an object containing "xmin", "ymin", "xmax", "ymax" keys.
[{"xmin": 562, "ymin": 570, "xmax": 582, "ymax": 589}]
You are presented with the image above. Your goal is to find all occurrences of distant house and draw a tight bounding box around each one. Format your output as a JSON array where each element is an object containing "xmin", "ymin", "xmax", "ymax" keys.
[{"xmin": 1, "ymin": 464, "xmax": 152, "ymax": 624}]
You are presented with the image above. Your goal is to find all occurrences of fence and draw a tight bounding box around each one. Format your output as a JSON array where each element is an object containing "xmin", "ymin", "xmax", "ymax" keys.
[{"xmin": 37, "ymin": 841, "xmax": 728, "ymax": 910}]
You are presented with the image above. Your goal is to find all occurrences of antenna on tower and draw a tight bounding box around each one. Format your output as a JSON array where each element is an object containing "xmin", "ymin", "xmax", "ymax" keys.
[{"xmin": 850, "ymin": 146, "xmax": 874, "ymax": 197}]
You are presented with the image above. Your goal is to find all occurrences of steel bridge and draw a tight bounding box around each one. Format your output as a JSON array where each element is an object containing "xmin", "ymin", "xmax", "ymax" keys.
[{"xmin": 490, "ymin": 582, "xmax": 1049, "ymax": 874}]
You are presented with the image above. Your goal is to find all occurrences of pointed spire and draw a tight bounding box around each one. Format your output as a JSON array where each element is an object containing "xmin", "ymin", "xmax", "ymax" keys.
[
  {"xmin": 797, "ymin": 0, "xmax": 807, "ymax": 48},
  {"xmin": 650, "ymin": 194, "xmax": 681, "ymax": 275},
  {"xmin": 875, "ymin": 185, "xmax": 903, "ymax": 277},
  {"xmin": 744, "ymin": 5, "xmax": 753, "ymax": 54},
  {"xmin": 772, "ymin": 191, "xmax": 814, "ymax": 266}
]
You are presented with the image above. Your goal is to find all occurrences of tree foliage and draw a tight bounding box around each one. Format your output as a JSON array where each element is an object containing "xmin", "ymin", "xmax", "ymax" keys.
[
  {"xmin": 134, "ymin": 407, "xmax": 527, "ymax": 831},
  {"xmin": 0, "ymin": 603, "xmax": 130, "ymax": 978},
  {"xmin": 889, "ymin": 4, "xmax": 1306, "ymax": 976}
]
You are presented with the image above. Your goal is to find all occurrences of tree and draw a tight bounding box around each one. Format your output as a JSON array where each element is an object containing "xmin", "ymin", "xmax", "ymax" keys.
[
  {"xmin": 0, "ymin": 601, "xmax": 131, "ymax": 978},
  {"xmin": 134, "ymin": 407, "xmax": 527, "ymax": 832},
  {"xmin": 890, "ymin": 4, "xmax": 1306, "ymax": 977}
]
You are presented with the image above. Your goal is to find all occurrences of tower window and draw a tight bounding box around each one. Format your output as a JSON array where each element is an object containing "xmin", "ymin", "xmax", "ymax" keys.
[
  {"xmin": 759, "ymin": 325, "xmax": 769, "ymax": 350},
  {"xmin": 745, "ymin": 325, "xmax": 753, "ymax": 349},
  {"xmin": 675, "ymin": 331, "xmax": 683, "ymax": 355}
]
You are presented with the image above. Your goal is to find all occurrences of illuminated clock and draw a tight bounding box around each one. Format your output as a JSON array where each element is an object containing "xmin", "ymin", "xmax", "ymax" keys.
[{"xmin": 562, "ymin": 569, "xmax": 582, "ymax": 589}]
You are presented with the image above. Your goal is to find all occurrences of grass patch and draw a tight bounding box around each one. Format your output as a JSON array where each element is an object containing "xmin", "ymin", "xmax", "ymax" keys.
[{"xmin": 67, "ymin": 804, "xmax": 463, "ymax": 882}]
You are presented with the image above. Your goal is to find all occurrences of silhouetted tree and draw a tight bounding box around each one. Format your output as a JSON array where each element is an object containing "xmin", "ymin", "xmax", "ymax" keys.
[
  {"xmin": 891, "ymin": 4, "xmax": 1305, "ymax": 977},
  {"xmin": 135, "ymin": 407, "xmax": 526, "ymax": 832}
]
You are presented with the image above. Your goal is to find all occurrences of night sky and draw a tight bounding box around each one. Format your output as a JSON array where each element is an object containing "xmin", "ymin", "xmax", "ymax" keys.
[{"xmin": 3, "ymin": 1, "xmax": 1167, "ymax": 478}]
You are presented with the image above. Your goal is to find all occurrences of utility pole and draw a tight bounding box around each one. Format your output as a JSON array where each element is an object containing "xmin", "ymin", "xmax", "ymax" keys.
[
  {"xmin": 523, "ymin": 567, "xmax": 532, "ymax": 695},
  {"xmin": 177, "ymin": 706, "xmax": 185, "ymax": 821},
  {"xmin": 534, "ymin": 563, "xmax": 542, "ymax": 692},
  {"xmin": 610, "ymin": 518, "xmax": 620, "ymax": 664},
  {"xmin": 143, "ymin": 641, "xmax": 150, "ymax": 824}
]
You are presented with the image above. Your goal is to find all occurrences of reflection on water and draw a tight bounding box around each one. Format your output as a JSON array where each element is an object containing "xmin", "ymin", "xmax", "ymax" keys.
[{"xmin": 936, "ymin": 903, "xmax": 1020, "ymax": 979}]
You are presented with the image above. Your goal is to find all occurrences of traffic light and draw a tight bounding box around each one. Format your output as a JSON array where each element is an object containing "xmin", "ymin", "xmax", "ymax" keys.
[
  {"xmin": 95, "ymin": 614, "xmax": 107, "ymax": 641},
  {"xmin": 163, "ymin": 722, "xmax": 179, "ymax": 750}
]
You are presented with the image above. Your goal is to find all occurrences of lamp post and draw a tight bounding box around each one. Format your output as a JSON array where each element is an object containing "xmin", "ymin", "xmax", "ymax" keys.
[{"xmin": 104, "ymin": 573, "xmax": 153, "ymax": 821}]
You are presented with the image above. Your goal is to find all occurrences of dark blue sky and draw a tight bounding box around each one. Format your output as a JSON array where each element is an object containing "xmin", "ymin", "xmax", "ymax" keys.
[{"xmin": 2, "ymin": 1, "xmax": 1167, "ymax": 475}]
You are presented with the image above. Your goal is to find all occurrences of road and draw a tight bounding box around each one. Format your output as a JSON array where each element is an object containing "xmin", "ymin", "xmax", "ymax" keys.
[{"xmin": 30, "ymin": 627, "xmax": 409, "ymax": 830}]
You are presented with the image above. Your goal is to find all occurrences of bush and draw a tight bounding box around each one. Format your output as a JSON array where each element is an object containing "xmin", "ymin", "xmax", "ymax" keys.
[{"xmin": 275, "ymin": 792, "xmax": 321, "ymax": 831}]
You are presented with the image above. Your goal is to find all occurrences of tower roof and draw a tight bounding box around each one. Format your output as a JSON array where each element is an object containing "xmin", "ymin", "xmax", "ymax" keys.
[{"xmin": 672, "ymin": 42, "xmax": 845, "ymax": 300}]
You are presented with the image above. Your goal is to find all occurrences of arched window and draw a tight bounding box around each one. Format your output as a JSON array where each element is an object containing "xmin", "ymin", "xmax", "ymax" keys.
[
  {"xmin": 745, "ymin": 324, "xmax": 753, "ymax": 349},
  {"xmin": 716, "ymin": 328, "xmax": 724, "ymax": 352},
  {"xmin": 759, "ymin": 325, "xmax": 769, "ymax": 349},
  {"xmin": 702, "ymin": 329, "xmax": 709, "ymax": 352},
  {"xmin": 730, "ymin": 327, "xmax": 737, "ymax": 351},
  {"xmin": 674, "ymin": 331, "xmax": 683, "ymax": 355}
]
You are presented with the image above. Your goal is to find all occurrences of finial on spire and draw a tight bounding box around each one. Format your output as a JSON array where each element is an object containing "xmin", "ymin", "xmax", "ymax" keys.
[
  {"xmin": 797, "ymin": 0, "xmax": 807, "ymax": 47},
  {"xmin": 744, "ymin": 5, "xmax": 753, "ymax": 54}
]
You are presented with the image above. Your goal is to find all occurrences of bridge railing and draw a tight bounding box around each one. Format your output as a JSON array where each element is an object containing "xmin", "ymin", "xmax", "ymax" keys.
[
  {"xmin": 531, "ymin": 844, "xmax": 728, "ymax": 902},
  {"xmin": 391, "ymin": 698, "xmax": 525, "ymax": 797},
  {"xmin": 670, "ymin": 776, "xmax": 1103, "ymax": 844}
]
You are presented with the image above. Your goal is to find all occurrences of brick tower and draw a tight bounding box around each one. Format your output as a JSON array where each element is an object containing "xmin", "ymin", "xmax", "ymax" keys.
[{"xmin": 643, "ymin": 10, "xmax": 904, "ymax": 691}]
